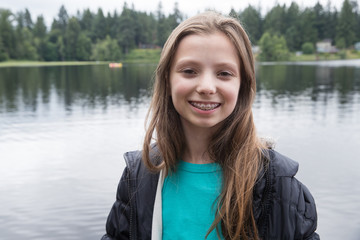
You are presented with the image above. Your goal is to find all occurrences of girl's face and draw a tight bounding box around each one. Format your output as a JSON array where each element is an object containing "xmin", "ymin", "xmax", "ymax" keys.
[{"xmin": 169, "ymin": 32, "xmax": 241, "ymax": 132}]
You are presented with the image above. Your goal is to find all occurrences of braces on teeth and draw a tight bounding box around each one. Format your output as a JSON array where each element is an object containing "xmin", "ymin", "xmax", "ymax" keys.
[{"xmin": 191, "ymin": 102, "xmax": 219, "ymax": 110}]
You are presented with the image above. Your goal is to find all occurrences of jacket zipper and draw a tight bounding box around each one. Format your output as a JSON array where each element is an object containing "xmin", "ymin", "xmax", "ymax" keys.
[
  {"xmin": 125, "ymin": 153, "xmax": 136, "ymax": 240},
  {"xmin": 258, "ymin": 158, "xmax": 272, "ymax": 238},
  {"xmin": 128, "ymin": 168, "xmax": 133, "ymax": 240}
]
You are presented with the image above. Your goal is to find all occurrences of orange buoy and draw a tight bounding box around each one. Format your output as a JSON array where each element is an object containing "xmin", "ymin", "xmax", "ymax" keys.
[{"xmin": 109, "ymin": 63, "xmax": 123, "ymax": 68}]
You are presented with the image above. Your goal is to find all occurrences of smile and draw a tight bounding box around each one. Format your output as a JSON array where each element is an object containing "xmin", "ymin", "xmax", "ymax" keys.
[{"xmin": 189, "ymin": 101, "xmax": 221, "ymax": 111}]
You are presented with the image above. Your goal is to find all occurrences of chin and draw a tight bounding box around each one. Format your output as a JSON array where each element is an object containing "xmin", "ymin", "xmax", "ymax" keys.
[{"xmin": 195, "ymin": 121, "xmax": 223, "ymax": 129}]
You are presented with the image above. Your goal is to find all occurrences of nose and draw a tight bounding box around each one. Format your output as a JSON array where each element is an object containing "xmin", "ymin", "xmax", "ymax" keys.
[{"xmin": 196, "ymin": 72, "xmax": 216, "ymax": 95}]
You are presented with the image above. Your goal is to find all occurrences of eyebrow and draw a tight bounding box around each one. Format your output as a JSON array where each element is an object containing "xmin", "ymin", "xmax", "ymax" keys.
[{"xmin": 174, "ymin": 59, "xmax": 239, "ymax": 73}]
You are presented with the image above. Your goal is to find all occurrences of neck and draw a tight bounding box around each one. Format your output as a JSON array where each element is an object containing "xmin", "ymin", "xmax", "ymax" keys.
[{"xmin": 181, "ymin": 123, "xmax": 217, "ymax": 164}]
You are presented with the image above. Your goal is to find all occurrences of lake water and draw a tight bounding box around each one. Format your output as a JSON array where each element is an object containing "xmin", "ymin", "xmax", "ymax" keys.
[{"xmin": 0, "ymin": 60, "xmax": 359, "ymax": 239}]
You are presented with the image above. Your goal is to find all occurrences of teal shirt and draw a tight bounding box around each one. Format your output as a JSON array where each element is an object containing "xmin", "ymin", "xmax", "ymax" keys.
[{"xmin": 162, "ymin": 160, "xmax": 223, "ymax": 239}]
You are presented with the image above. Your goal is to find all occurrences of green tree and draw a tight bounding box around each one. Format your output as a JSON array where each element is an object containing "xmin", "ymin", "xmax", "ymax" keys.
[
  {"xmin": 76, "ymin": 33, "xmax": 92, "ymax": 60},
  {"xmin": 92, "ymin": 8, "xmax": 107, "ymax": 41},
  {"xmin": 156, "ymin": 2, "xmax": 172, "ymax": 47},
  {"xmin": 356, "ymin": 10, "xmax": 360, "ymax": 42},
  {"xmin": 108, "ymin": 10, "xmax": 119, "ymax": 40},
  {"xmin": 14, "ymin": 11, "xmax": 37, "ymax": 59},
  {"xmin": 47, "ymin": 28, "xmax": 61, "ymax": 45},
  {"xmin": 313, "ymin": 2, "xmax": 327, "ymax": 41},
  {"xmin": 48, "ymin": 24, "xmax": 64, "ymax": 60},
  {"xmin": 33, "ymin": 15, "xmax": 47, "ymax": 38},
  {"xmin": 16, "ymin": 10, "xmax": 25, "ymax": 29},
  {"xmin": 52, "ymin": 5, "xmax": 69, "ymax": 35},
  {"xmin": 118, "ymin": 3, "xmax": 136, "ymax": 53},
  {"xmin": 65, "ymin": 17, "xmax": 81, "ymax": 60},
  {"xmin": 57, "ymin": 36, "xmax": 66, "ymax": 60},
  {"xmin": 43, "ymin": 40, "xmax": 58, "ymax": 61},
  {"xmin": 336, "ymin": 0, "xmax": 356, "ymax": 47},
  {"xmin": 263, "ymin": 4, "xmax": 286, "ymax": 35},
  {"xmin": 0, "ymin": 9, "xmax": 16, "ymax": 58},
  {"xmin": 239, "ymin": 5, "xmax": 262, "ymax": 44},
  {"xmin": 259, "ymin": 32, "xmax": 290, "ymax": 61},
  {"xmin": 0, "ymin": 35, "xmax": 9, "ymax": 61},
  {"xmin": 284, "ymin": 2, "xmax": 302, "ymax": 51},
  {"xmin": 24, "ymin": 8, "xmax": 33, "ymax": 30},
  {"xmin": 323, "ymin": 1, "xmax": 338, "ymax": 42},
  {"xmin": 106, "ymin": 12, "xmax": 114, "ymax": 39},
  {"xmin": 79, "ymin": 9, "xmax": 94, "ymax": 33},
  {"xmin": 32, "ymin": 15, "xmax": 48, "ymax": 60},
  {"xmin": 302, "ymin": 42, "xmax": 315, "ymax": 54},
  {"xmin": 17, "ymin": 28, "xmax": 38, "ymax": 60},
  {"xmin": 130, "ymin": 7, "xmax": 143, "ymax": 47},
  {"xmin": 133, "ymin": 12, "xmax": 155, "ymax": 47},
  {"xmin": 336, "ymin": 37, "xmax": 346, "ymax": 49},
  {"xmin": 168, "ymin": 2, "xmax": 183, "ymax": 31},
  {"xmin": 91, "ymin": 35, "xmax": 121, "ymax": 61},
  {"xmin": 299, "ymin": 8, "xmax": 318, "ymax": 45}
]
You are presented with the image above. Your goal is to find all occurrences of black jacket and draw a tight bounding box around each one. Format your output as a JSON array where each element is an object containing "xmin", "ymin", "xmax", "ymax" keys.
[{"xmin": 101, "ymin": 149, "xmax": 319, "ymax": 240}]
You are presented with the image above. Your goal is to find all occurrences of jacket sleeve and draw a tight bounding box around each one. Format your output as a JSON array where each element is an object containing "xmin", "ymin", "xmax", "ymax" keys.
[
  {"xmin": 295, "ymin": 179, "xmax": 319, "ymax": 240},
  {"xmin": 101, "ymin": 167, "xmax": 131, "ymax": 240},
  {"xmin": 271, "ymin": 176, "xmax": 320, "ymax": 240},
  {"xmin": 259, "ymin": 150, "xmax": 320, "ymax": 240}
]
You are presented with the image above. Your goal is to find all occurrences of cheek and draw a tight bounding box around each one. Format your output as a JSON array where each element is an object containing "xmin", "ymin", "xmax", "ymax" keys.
[
  {"xmin": 230, "ymin": 91, "xmax": 239, "ymax": 107},
  {"xmin": 226, "ymin": 84, "xmax": 240, "ymax": 109},
  {"xmin": 171, "ymin": 80, "xmax": 192, "ymax": 99}
]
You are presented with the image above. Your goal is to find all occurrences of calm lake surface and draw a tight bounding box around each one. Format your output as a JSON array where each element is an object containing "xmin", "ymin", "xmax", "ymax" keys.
[{"xmin": 0, "ymin": 60, "xmax": 359, "ymax": 239}]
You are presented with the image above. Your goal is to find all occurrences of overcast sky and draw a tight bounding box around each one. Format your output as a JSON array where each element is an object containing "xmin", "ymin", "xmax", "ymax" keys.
[{"xmin": 2, "ymin": 0, "xmax": 344, "ymax": 26}]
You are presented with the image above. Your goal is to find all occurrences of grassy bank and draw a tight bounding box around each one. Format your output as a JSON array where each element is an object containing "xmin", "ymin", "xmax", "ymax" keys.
[
  {"xmin": 0, "ymin": 60, "xmax": 109, "ymax": 68},
  {"xmin": 1, "ymin": 49, "xmax": 359, "ymax": 67},
  {"xmin": 0, "ymin": 49, "xmax": 161, "ymax": 67},
  {"xmin": 289, "ymin": 50, "xmax": 360, "ymax": 61},
  {"xmin": 123, "ymin": 49, "xmax": 161, "ymax": 63}
]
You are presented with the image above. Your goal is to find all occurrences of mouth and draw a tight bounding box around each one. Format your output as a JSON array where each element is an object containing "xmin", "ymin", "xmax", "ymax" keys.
[{"xmin": 189, "ymin": 101, "xmax": 221, "ymax": 111}]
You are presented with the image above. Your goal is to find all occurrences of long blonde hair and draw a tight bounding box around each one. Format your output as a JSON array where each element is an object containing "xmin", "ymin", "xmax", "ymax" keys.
[{"xmin": 143, "ymin": 11, "xmax": 264, "ymax": 239}]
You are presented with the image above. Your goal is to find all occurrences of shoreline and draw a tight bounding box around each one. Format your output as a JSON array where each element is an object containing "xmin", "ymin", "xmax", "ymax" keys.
[
  {"xmin": 0, "ymin": 61, "xmax": 110, "ymax": 68},
  {"xmin": 1, "ymin": 57, "xmax": 360, "ymax": 68},
  {"xmin": 257, "ymin": 58, "xmax": 360, "ymax": 67}
]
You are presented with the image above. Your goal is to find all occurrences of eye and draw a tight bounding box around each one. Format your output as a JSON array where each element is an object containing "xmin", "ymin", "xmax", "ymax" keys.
[
  {"xmin": 182, "ymin": 69, "xmax": 196, "ymax": 75},
  {"xmin": 218, "ymin": 71, "xmax": 233, "ymax": 77}
]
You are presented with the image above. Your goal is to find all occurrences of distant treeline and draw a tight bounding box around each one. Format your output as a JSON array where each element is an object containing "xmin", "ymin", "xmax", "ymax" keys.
[{"xmin": 0, "ymin": 0, "xmax": 359, "ymax": 62}]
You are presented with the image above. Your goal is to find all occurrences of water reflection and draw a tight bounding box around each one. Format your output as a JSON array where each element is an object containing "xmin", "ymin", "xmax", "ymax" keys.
[
  {"xmin": 0, "ymin": 64, "xmax": 156, "ymax": 113},
  {"xmin": 256, "ymin": 64, "xmax": 360, "ymax": 102},
  {"xmin": 0, "ymin": 62, "xmax": 359, "ymax": 240},
  {"xmin": 1, "ymin": 63, "xmax": 359, "ymax": 115}
]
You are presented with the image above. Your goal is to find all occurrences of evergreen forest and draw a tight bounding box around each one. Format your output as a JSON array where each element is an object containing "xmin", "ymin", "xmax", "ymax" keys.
[{"xmin": 0, "ymin": 0, "xmax": 359, "ymax": 62}]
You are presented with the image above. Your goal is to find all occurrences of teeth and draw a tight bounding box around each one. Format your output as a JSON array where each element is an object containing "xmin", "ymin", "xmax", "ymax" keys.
[{"xmin": 190, "ymin": 102, "xmax": 220, "ymax": 111}]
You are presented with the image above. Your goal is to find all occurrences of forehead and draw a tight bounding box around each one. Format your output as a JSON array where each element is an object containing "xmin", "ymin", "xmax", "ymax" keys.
[
  {"xmin": 177, "ymin": 31, "xmax": 235, "ymax": 49},
  {"xmin": 172, "ymin": 32, "xmax": 240, "ymax": 68}
]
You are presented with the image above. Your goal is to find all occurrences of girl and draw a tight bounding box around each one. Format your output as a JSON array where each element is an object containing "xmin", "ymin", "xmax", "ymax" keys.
[{"xmin": 101, "ymin": 12, "xmax": 319, "ymax": 240}]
